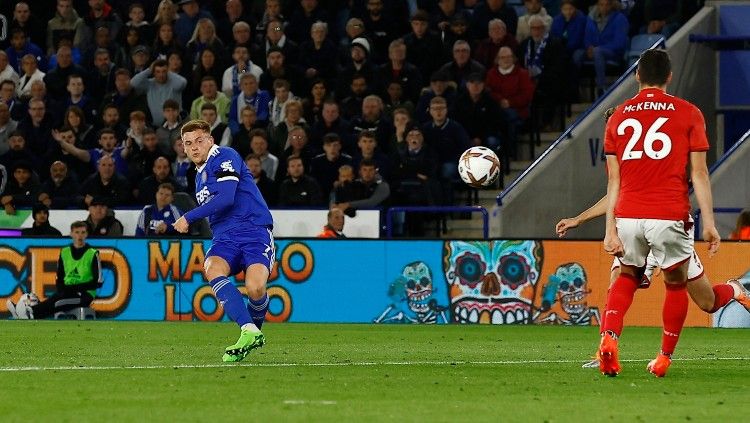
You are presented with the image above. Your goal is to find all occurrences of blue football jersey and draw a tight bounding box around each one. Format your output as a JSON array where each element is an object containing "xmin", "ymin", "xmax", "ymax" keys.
[{"xmin": 188, "ymin": 145, "xmax": 273, "ymax": 236}]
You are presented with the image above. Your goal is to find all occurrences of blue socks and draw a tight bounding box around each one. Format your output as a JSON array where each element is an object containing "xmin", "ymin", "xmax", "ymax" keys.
[
  {"xmin": 209, "ymin": 277, "xmax": 252, "ymax": 327},
  {"xmin": 247, "ymin": 293, "xmax": 269, "ymax": 330}
]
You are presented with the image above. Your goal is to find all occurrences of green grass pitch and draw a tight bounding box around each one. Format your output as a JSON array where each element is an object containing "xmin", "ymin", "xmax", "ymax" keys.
[{"xmin": 0, "ymin": 322, "xmax": 747, "ymax": 422}]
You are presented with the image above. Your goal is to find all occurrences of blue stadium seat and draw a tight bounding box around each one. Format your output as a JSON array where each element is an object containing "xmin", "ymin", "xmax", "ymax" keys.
[{"xmin": 627, "ymin": 34, "xmax": 665, "ymax": 66}]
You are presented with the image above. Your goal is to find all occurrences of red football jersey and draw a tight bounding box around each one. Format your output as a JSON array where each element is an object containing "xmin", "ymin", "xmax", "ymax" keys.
[{"xmin": 604, "ymin": 88, "xmax": 709, "ymax": 220}]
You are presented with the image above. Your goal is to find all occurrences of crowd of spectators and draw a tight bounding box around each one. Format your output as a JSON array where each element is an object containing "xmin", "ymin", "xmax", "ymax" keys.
[{"xmin": 0, "ymin": 0, "xmax": 701, "ymax": 236}]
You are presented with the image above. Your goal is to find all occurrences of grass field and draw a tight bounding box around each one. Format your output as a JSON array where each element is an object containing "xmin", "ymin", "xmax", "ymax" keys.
[{"xmin": 0, "ymin": 322, "xmax": 747, "ymax": 422}]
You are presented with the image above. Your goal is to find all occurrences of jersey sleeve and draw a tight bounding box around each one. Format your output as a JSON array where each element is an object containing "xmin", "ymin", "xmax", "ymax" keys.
[
  {"xmin": 212, "ymin": 148, "xmax": 242, "ymax": 183},
  {"xmin": 603, "ymin": 117, "xmax": 617, "ymax": 156},
  {"xmin": 687, "ymin": 105, "xmax": 709, "ymax": 152}
]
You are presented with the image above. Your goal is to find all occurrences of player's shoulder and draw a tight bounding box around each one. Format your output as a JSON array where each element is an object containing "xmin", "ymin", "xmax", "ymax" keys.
[{"xmin": 210, "ymin": 146, "xmax": 241, "ymax": 168}]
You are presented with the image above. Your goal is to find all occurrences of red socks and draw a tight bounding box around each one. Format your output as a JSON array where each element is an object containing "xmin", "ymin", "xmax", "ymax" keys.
[
  {"xmin": 709, "ymin": 284, "xmax": 735, "ymax": 313},
  {"xmin": 661, "ymin": 283, "xmax": 688, "ymax": 356},
  {"xmin": 602, "ymin": 274, "xmax": 639, "ymax": 337}
]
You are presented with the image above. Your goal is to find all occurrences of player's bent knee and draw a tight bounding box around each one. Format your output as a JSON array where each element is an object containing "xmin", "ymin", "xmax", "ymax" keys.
[
  {"xmin": 204, "ymin": 256, "xmax": 231, "ymax": 280},
  {"xmin": 244, "ymin": 263, "xmax": 269, "ymax": 299}
]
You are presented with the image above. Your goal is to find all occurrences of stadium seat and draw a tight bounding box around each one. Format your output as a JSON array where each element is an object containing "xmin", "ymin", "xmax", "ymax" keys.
[
  {"xmin": 54, "ymin": 307, "xmax": 96, "ymax": 320},
  {"xmin": 627, "ymin": 34, "xmax": 665, "ymax": 66}
]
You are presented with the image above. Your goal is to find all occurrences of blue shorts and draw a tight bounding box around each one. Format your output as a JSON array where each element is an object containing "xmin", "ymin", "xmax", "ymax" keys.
[{"xmin": 206, "ymin": 226, "xmax": 275, "ymax": 275}]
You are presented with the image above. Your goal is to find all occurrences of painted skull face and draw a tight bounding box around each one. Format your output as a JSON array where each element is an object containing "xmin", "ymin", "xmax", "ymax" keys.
[
  {"xmin": 443, "ymin": 241, "xmax": 543, "ymax": 324},
  {"xmin": 553, "ymin": 263, "xmax": 589, "ymax": 317},
  {"xmin": 402, "ymin": 261, "xmax": 433, "ymax": 314}
]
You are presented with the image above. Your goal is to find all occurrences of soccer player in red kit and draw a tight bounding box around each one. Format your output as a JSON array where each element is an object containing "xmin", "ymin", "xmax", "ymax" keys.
[{"xmin": 598, "ymin": 49, "xmax": 721, "ymax": 377}]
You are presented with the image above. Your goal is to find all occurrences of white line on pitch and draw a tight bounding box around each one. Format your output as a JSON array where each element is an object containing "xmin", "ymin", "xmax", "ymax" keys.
[
  {"xmin": 0, "ymin": 357, "xmax": 748, "ymax": 372},
  {"xmin": 283, "ymin": 400, "xmax": 337, "ymax": 405}
]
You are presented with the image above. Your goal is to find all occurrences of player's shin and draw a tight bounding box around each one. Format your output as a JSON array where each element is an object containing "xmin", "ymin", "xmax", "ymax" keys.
[
  {"xmin": 661, "ymin": 282, "xmax": 688, "ymax": 356},
  {"xmin": 209, "ymin": 277, "xmax": 253, "ymax": 327},
  {"xmin": 601, "ymin": 274, "xmax": 639, "ymax": 337},
  {"xmin": 247, "ymin": 292, "xmax": 269, "ymax": 330},
  {"xmin": 708, "ymin": 283, "xmax": 735, "ymax": 313}
]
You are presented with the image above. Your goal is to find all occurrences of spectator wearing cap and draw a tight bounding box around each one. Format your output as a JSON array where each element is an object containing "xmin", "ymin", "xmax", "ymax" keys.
[
  {"xmin": 454, "ymin": 72, "xmax": 506, "ymax": 151},
  {"xmin": 0, "ymin": 103, "xmax": 17, "ymax": 156},
  {"xmin": 404, "ymin": 10, "xmax": 443, "ymax": 82},
  {"xmin": 1, "ymin": 160, "xmax": 41, "ymax": 215},
  {"xmin": 438, "ymin": 40, "xmax": 486, "ymax": 89},
  {"xmin": 222, "ymin": 45, "xmax": 263, "ymax": 98},
  {"xmin": 286, "ymin": 0, "xmax": 331, "ymax": 45},
  {"xmin": 253, "ymin": 19, "xmax": 300, "ymax": 71},
  {"xmin": 39, "ymin": 160, "xmax": 78, "ymax": 209},
  {"xmin": 299, "ymin": 21, "xmax": 338, "ymax": 86},
  {"xmin": 174, "ymin": 0, "xmax": 215, "ymax": 46},
  {"xmin": 516, "ymin": 0, "xmax": 553, "ymax": 41},
  {"xmin": 337, "ymin": 37, "xmax": 376, "ymax": 100},
  {"xmin": 338, "ymin": 18, "xmax": 368, "ymax": 66},
  {"xmin": 45, "ymin": 1, "xmax": 86, "ymax": 56},
  {"xmin": 79, "ymin": 154, "xmax": 132, "ymax": 209},
  {"xmin": 474, "ymin": 19, "xmax": 519, "ymax": 70},
  {"xmin": 21, "ymin": 203, "xmax": 62, "ymax": 236},
  {"xmin": 129, "ymin": 44, "xmax": 150, "ymax": 74},
  {"xmin": 439, "ymin": 11, "xmax": 473, "ymax": 63},
  {"xmin": 130, "ymin": 58, "xmax": 188, "ymax": 126},
  {"xmin": 85, "ymin": 197, "xmax": 124, "ymax": 237},
  {"xmin": 375, "ymin": 39, "xmax": 423, "ymax": 103},
  {"xmin": 415, "ymin": 70, "xmax": 457, "ymax": 124},
  {"xmin": 519, "ymin": 15, "xmax": 568, "ymax": 130},
  {"xmin": 473, "ymin": 0, "xmax": 519, "ymax": 40},
  {"xmin": 485, "ymin": 46, "xmax": 535, "ymax": 159}
]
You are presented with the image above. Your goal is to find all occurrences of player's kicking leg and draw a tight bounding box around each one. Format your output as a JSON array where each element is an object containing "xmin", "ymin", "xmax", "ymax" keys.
[{"xmin": 203, "ymin": 254, "xmax": 262, "ymax": 363}]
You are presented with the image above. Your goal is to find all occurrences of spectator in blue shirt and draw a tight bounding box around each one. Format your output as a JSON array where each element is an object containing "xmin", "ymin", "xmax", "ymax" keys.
[
  {"xmin": 550, "ymin": 0, "xmax": 590, "ymax": 54},
  {"xmin": 174, "ymin": 0, "xmax": 215, "ymax": 46},
  {"xmin": 573, "ymin": 0, "xmax": 629, "ymax": 94},
  {"xmin": 228, "ymin": 73, "xmax": 271, "ymax": 134},
  {"xmin": 5, "ymin": 27, "xmax": 46, "ymax": 73},
  {"xmin": 136, "ymin": 182, "xmax": 184, "ymax": 237}
]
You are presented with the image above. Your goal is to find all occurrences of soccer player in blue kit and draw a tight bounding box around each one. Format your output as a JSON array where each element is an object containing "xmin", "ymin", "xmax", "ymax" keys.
[{"xmin": 173, "ymin": 119, "xmax": 275, "ymax": 362}]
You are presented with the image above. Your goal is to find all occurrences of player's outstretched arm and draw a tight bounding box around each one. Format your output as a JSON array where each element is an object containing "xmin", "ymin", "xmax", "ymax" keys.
[
  {"xmin": 182, "ymin": 180, "xmax": 239, "ymax": 224},
  {"xmin": 690, "ymin": 151, "xmax": 720, "ymax": 256},
  {"xmin": 556, "ymin": 195, "xmax": 607, "ymax": 237}
]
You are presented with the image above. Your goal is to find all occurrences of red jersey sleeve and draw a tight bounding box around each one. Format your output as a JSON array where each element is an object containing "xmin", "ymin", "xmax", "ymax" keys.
[
  {"xmin": 603, "ymin": 117, "xmax": 617, "ymax": 155},
  {"xmin": 688, "ymin": 105, "xmax": 710, "ymax": 152}
]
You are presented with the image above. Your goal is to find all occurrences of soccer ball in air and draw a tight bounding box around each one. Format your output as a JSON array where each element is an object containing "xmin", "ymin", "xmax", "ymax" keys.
[
  {"xmin": 457, "ymin": 146, "xmax": 501, "ymax": 187},
  {"xmin": 15, "ymin": 293, "xmax": 39, "ymax": 319}
]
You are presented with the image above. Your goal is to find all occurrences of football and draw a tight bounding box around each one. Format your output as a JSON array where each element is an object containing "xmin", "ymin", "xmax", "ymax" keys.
[{"xmin": 457, "ymin": 146, "xmax": 501, "ymax": 187}]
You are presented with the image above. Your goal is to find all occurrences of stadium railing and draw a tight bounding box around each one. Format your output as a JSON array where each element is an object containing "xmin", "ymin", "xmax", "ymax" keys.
[
  {"xmin": 385, "ymin": 206, "xmax": 489, "ymax": 239},
  {"xmin": 495, "ymin": 36, "xmax": 666, "ymax": 208}
]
